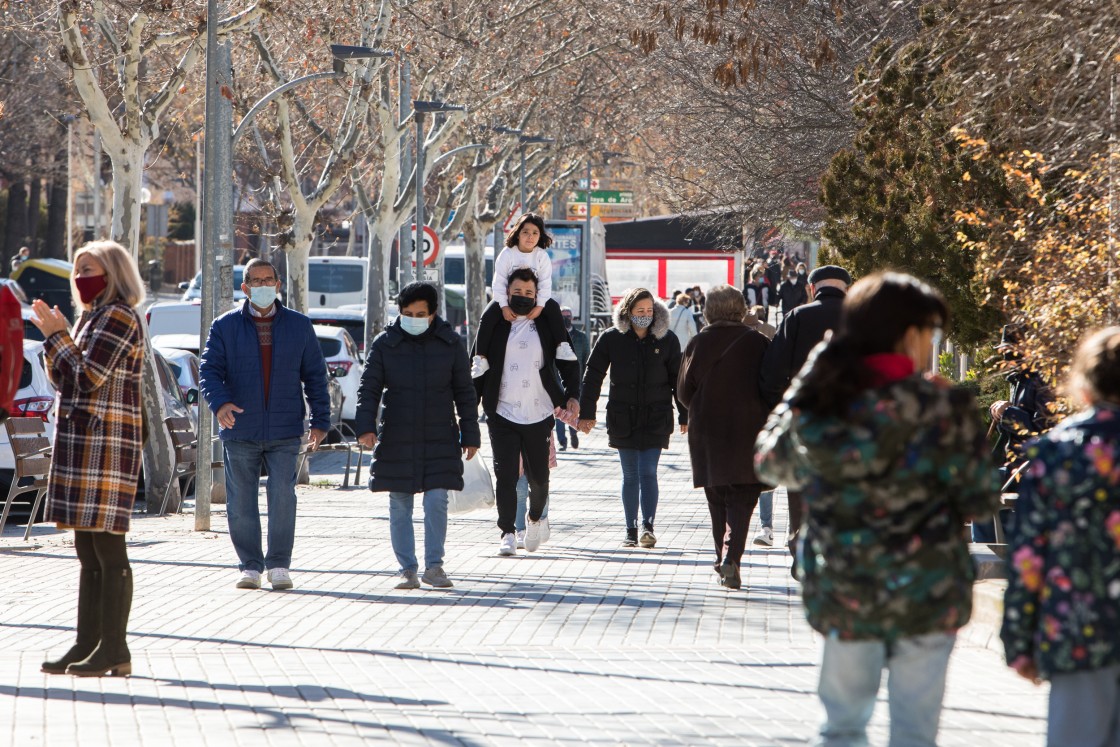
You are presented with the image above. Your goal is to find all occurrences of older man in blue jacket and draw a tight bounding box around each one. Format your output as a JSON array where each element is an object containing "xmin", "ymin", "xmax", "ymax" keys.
[{"xmin": 199, "ymin": 258, "xmax": 331, "ymax": 591}]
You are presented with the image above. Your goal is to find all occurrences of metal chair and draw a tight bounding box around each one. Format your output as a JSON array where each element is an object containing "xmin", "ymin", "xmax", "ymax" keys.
[
  {"xmin": 0, "ymin": 417, "xmax": 52, "ymax": 545},
  {"xmin": 159, "ymin": 416, "xmax": 197, "ymax": 515}
]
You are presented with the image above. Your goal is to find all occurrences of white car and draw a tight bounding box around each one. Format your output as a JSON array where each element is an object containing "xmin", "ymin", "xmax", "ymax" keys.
[
  {"xmin": 179, "ymin": 265, "xmax": 247, "ymax": 302},
  {"xmin": 0, "ymin": 342, "xmax": 57, "ymax": 520},
  {"xmin": 313, "ymin": 324, "xmax": 363, "ymax": 424},
  {"xmin": 308, "ymin": 256, "xmax": 367, "ymax": 308}
]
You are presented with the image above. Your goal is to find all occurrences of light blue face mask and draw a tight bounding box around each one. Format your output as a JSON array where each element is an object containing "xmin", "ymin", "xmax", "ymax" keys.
[
  {"xmin": 400, "ymin": 315, "xmax": 431, "ymax": 336},
  {"xmin": 250, "ymin": 285, "xmax": 277, "ymax": 307}
]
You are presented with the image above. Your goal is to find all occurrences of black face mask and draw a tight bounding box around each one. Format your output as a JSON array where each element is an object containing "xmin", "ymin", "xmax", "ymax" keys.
[
  {"xmin": 509, "ymin": 295, "xmax": 535, "ymax": 316},
  {"xmin": 563, "ymin": 318, "xmax": 572, "ymax": 330}
]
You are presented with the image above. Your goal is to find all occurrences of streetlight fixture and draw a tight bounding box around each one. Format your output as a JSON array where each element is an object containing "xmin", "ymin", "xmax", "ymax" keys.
[
  {"xmin": 518, "ymin": 135, "xmax": 555, "ymax": 213},
  {"xmin": 412, "ymin": 99, "xmax": 467, "ymax": 277}
]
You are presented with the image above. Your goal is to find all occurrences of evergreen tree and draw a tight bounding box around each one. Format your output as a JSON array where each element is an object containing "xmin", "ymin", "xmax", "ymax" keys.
[{"xmin": 820, "ymin": 39, "xmax": 1009, "ymax": 346}]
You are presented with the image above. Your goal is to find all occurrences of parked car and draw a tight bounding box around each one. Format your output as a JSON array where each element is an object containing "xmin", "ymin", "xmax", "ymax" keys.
[
  {"xmin": 308, "ymin": 256, "xmax": 366, "ymax": 308},
  {"xmin": 155, "ymin": 345, "xmax": 201, "ymax": 415},
  {"xmin": 307, "ymin": 307, "xmax": 366, "ymax": 353},
  {"xmin": 0, "ymin": 341, "xmax": 57, "ymax": 524},
  {"xmin": 313, "ymin": 324, "xmax": 362, "ymax": 424},
  {"xmin": 179, "ymin": 265, "xmax": 247, "ymax": 302}
]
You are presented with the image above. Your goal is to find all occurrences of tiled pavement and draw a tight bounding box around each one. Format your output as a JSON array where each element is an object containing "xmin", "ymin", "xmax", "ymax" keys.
[{"xmin": 0, "ymin": 426, "xmax": 1047, "ymax": 745}]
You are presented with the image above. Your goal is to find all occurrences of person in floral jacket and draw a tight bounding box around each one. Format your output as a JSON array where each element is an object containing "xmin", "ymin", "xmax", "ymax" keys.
[
  {"xmin": 755, "ymin": 272, "xmax": 1002, "ymax": 747},
  {"xmin": 1001, "ymin": 326, "xmax": 1120, "ymax": 747}
]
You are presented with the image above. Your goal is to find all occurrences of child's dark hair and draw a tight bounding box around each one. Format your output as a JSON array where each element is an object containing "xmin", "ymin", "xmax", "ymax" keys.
[
  {"xmin": 504, "ymin": 213, "xmax": 552, "ymax": 249},
  {"xmin": 1069, "ymin": 326, "xmax": 1120, "ymax": 406},
  {"xmin": 792, "ymin": 272, "xmax": 949, "ymax": 417},
  {"xmin": 397, "ymin": 282, "xmax": 439, "ymax": 315}
]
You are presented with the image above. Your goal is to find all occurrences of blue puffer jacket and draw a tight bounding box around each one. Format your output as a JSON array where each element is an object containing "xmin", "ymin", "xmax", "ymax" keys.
[{"xmin": 199, "ymin": 300, "xmax": 331, "ymax": 441}]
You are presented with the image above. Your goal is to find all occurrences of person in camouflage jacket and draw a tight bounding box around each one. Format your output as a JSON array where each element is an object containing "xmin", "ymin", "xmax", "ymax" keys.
[
  {"xmin": 754, "ymin": 272, "xmax": 1002, "ymax": 747},
  {"xmin": 1001, "ymin": 326, "xmax": 1120, "ymax": 746}
]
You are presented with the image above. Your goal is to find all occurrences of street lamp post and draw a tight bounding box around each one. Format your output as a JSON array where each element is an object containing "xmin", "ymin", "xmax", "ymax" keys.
[
  {"xmin": 195, "ymin": 36, "xmax": 391, "ymax": 530},
  {"xmin": 411, "ymin": 100, "xmax": 466, "ymax": 280}
]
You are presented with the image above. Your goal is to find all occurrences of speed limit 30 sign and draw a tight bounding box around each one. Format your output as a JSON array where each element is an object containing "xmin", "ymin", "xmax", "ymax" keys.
[{"xmin": 409, "ymin": 225, "xmax": 441, "ymax": 267}]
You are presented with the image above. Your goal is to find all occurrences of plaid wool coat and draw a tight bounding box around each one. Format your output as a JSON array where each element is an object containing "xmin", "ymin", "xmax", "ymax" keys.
[{"xmin": 44, "ymin": 300, "xmax": 144, "ymax": 533}]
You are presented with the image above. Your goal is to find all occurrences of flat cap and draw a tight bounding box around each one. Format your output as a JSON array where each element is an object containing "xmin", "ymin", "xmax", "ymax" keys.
[{"xmin": 807, "ymin": 265, "xmax": 852, "ymax": 285}]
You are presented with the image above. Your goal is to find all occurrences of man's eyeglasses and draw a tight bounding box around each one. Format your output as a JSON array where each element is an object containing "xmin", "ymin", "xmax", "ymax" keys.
[{"xmin": 246, "ymin": 277, "xmax": 277, "ymax": 287}]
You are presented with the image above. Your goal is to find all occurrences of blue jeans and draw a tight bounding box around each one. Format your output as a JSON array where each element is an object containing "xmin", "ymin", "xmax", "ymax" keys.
[
  {"xmin": 815, "ymin": 632, "xmax": 956, "ymax": 747},
  {"xmin": 617, "ymin": 447, "xmax": 661, "ymax": 528},
  {"xmin": 554, "ymin": 419, "xmax": 576, "ymax": 447},
  {"xmin": 758, "ymin": 490, "xmax": 774, "ymax": 529},
  {"xmin": 1048, "ymin": 663, "xmax": 1120, "ymax": 746},
  {"xmin": 514, "ymin": 474, "xmax": 549, "ymax": 532},
  {"xmin": 388, "ymin": 489, "xmax": 449, "ymax": 573},
  {"xmin": 223, "ymin": 437, "xmax": 301, "ymax": 573}
]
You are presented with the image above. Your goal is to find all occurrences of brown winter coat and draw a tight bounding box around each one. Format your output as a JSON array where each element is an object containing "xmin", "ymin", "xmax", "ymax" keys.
[
  {"xmin": 677, "ymin": 321, "xmax": 771, "ymax": 488},
  {"xmin": 43, "ymin": 300, "xmax": 144, "ymax": 534}
]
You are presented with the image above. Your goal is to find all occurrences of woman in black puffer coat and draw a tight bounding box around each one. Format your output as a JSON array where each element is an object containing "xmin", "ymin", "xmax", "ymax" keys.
[{"xmin": 577, "ymin": 288, "xmax": 687, "ymax": 548}]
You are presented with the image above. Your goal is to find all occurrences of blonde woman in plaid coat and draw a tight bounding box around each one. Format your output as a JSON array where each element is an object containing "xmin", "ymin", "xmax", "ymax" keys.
[{"xmin": 29, "ymin": 241, "xmax": 146, "ymax": 679}]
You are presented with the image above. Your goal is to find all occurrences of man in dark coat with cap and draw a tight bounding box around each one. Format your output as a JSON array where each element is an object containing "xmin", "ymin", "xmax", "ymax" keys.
[{"xmin": 758, "ymin": 264, "xmax": 851, "ymax": 574}]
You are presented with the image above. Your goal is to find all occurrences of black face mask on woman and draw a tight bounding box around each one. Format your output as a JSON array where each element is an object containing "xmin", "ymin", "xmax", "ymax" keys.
[{"xmin": 509, "ymin": 295, "xmax": 536, "ymax": 316}]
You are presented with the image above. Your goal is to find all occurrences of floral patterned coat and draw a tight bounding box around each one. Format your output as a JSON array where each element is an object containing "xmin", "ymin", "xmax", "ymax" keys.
[
  {"xmin": 1001, "ymin": 404, "xmax": 1120, "ymax": 679},
  {"xmin": 43, "ymin": 301, "xmax": 144, "ymax": 534},
  {"xmin": 755, "ymin": 371, "xmax": 1001, "ymax": 641}
]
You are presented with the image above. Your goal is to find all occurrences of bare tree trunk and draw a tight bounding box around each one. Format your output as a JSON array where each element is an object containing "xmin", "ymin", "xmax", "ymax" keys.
[
  {"xmin": 45, "ymin": 177, "xmax": 68, "ymax": 260},
  {"xmin": 27, "ymin": 177, "xmax": 41, "ymax": 250},
  {"xmin": 462, "ymin": 216, "xmax": 489, "ymax": 352},
  {"xmin": 4, "ymin": 180, "xmax": 28, "ymax": 261}
]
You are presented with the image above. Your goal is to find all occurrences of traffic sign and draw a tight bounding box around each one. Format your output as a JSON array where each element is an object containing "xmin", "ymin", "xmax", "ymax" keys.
[
  {"xmin": 569, "ymin": 189, "xmax": 634, "ymax": 205},
  {"xmin": 409, "ymin": 225, "xmax": 441, "ymax": 266},
  {"xmin": 566, "ymin": 202, "xmax": 638, "ymax": 219},
  {"xmin": 423, "ymin": 267, "xmax": 441, "ymax": 282}
]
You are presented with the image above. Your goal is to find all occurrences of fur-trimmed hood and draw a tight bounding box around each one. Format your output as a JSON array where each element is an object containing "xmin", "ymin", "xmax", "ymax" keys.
[{"xmin": 613, "ymin": 298, "xmax": 671, "ymax": 339}]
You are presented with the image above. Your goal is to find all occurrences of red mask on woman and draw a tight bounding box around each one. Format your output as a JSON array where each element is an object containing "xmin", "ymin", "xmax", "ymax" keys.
[{"xmin": 75, "ymin": 275, "xmax": 108, "ymax": 305}]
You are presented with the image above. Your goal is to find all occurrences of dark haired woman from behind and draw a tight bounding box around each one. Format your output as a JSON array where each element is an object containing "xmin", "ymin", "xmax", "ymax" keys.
[
  {"xmin": 1002, "ymin": 326, "xmax": 1120, "ymax": 747},
  {"xmin": 755, "ymin": 272, "xmax": 1001, "ymax": 747}
]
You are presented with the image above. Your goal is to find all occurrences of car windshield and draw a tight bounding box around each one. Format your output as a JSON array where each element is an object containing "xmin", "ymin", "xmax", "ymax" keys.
[
  {"xmin": 309, "ymin": 263, "xmax": 364, "ymax": 293},
  {"xmin": 443, "ymin": 256, "xmax": 494, "ymax": 286},
  {"xmin": 190, "ymin": 267, "xmax": 244, "ymax": 291},
  {"xmin": 318, "ymin": 338, "xmax": 342, "ymax": 358}
]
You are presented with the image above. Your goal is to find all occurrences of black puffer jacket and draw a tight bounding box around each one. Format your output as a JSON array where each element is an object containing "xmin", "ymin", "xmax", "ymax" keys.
[
  {"xmin": 355, "ymin": 316, "xmax": 480, "ymax": 493},
  {"xmin": 579, "ymin": 300, "xmax": 687, "ymax": 450},
  {"xmin": 759, "ymin": 286, "xmax": 846, "ymax": 408}
]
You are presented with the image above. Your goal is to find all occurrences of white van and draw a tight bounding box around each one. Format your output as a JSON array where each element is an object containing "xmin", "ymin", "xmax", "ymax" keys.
[
  {"xmin": 308, "ymin": 256, "xmax": 367, "ymax": 308},
  {"xmin": 442, "ymin": 244, "xmax": 494, "ymax": 289}
]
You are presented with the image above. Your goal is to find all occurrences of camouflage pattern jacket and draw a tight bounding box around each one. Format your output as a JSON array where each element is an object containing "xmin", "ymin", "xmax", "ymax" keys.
[{"xmin": 755, "ymin": 374, "xmax": 1002, "ymax": 641}]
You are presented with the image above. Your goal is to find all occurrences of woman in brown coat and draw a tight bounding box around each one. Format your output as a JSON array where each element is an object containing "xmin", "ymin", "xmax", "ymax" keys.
[
  {"xmin": 29, "ymin": 240, "xmax": 146, "ymax": 677},
  {"xmin": 677, "ymin": 285, "xmax": 772, "ymax": 590}
]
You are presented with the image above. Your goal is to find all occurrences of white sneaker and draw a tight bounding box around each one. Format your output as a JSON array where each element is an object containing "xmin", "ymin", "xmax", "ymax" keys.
[
  {"xmin": 515, "ymin": 530, "xmax": 526, "ymax": 549},
  {"xmin": 753, "ymin": 527, "xmax": 775, "ymax": 547},
  {"xmin": 524, "ymin": 514, "xmax": 542, "ymax": 552},
  {"xmin": 556, "ymin": 342, "xmax": 577, "ymax": 361},
  {"xmin": 539, "ymin": 517, "xmax": 550, "ymax": 544},
  {"xmin": 267, "ymin": 567, "xmax": 294, "ymax": 590},
  {"xmin": 235, "ymin": 570, "xmax": 261, "ymax": 589},
  {"xmin": 499, "ymin": 533, "xmax": 517, "ymax": 556},
  {"xmin": 470, "ymin": 356, "xmax": 490, "ymax": 378}
]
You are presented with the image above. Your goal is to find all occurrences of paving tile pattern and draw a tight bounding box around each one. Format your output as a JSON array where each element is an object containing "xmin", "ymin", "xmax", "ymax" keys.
[{"xmin": 0, "ymin": 426, "xmax": 1047, "ymax": 745}]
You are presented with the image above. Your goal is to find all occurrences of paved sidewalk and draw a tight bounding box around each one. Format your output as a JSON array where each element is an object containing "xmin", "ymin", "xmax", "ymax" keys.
[{"xmin": 0, "ymin": 426, "xmax": 1047, "ymax": 745}]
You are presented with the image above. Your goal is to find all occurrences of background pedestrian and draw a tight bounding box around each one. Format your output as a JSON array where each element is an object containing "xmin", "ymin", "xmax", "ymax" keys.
[
  {"xmin": 356, "ymin": 282, "xmax": 480, "ymax": 590},
  {"xmin": 578, "ymin": 287, "xmax": 687, "ymax": 548},
  {"xmin": 677, "ymin": 285, "xmax": 771, "ymax": 590}
]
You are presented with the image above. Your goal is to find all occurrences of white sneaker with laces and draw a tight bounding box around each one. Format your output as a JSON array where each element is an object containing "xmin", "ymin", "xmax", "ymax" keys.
[
  {"xmin": 470, "ymin": 356, "xmax": 490, "ymax": 378},
  {"xmin": 267, "ymin": 567, "xmax": 294, "ymax": 590},
  {"xmin": 555, "ymin": 342, "xmax": 578, "ymax": 361},
  {"xmin": 753, "ymin": 527, "xmax": 775, "ymax": 547},
  {"xmin": 539, "ymin": 517, "xmax": 550, "ymax": 544},
  {"xmin": 236, "ymin": 570, "xmax": 261, "ymax": 589},
  {"xmin": 515, "ymin": 530, "xmax": 526, "ymax": 549},
  {"xmin": 524, "ymin": 514, "xmax": 542, "ymax": 552},
  {"xmin": 499, "ymin": 533, "xmax": 517, "ymax": 556}
]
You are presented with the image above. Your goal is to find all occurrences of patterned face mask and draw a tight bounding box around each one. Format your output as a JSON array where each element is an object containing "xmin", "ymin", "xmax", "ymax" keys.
[{"xmin": 630, "ymin": 315, "xmax": 653, "ymax": 329}]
